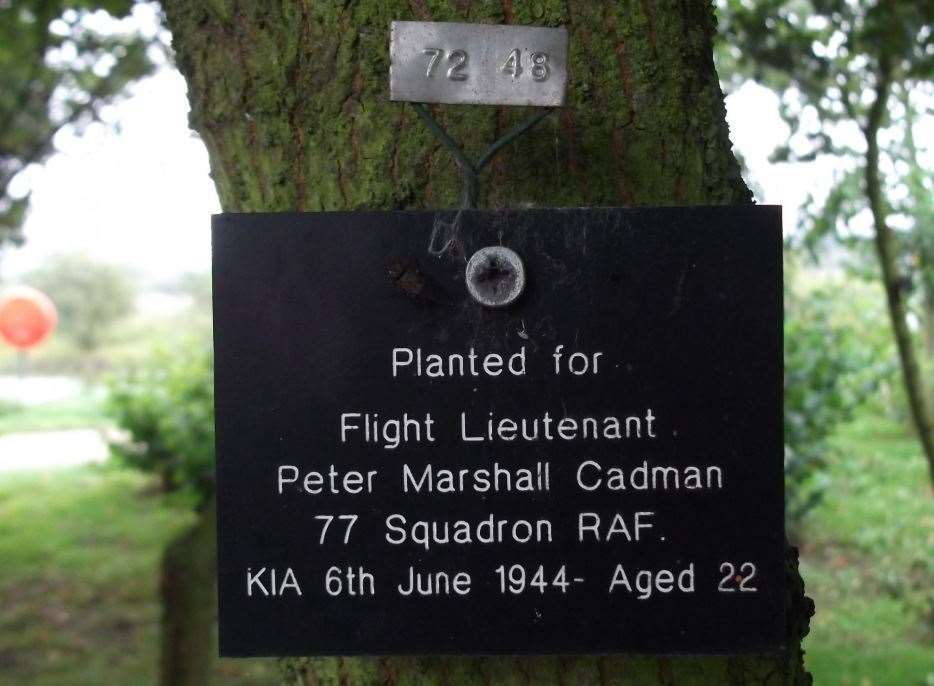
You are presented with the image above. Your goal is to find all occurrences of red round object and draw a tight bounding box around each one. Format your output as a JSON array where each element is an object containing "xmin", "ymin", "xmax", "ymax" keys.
[{"xmin": 0, "ymin": 286, "xmax": 58, "ymax": 350}]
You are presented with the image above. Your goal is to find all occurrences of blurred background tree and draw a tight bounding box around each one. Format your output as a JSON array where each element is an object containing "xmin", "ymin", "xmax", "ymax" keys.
[
  {"xmin": 783, "ymin": 257, "xmax": 895, "ymax": 527},
  {"xmin": 0, "ymin": 0, "xmax": 156, "ymax": 247},
  {"xmin": 26, "ymin": 252, "xmax": 135, "ymax": 353},
  {"xmin": 718, "ymin": 0, "xmax": 934, "ymax": 483},
  {"xmin": 170, "ymin": 271, "xmax": 212, "ymax": 313}
]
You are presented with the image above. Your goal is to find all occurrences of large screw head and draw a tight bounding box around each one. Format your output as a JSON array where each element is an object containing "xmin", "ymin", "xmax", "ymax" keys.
[{"xmin": 465, "ymin": 246, "xmax": 526, "ymax": 308}]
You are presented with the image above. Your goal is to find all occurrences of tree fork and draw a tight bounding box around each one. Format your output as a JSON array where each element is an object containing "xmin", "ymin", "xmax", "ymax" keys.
[{"xmin": 162, "ymin": 0, "xmax": 813, "ymax": 682}]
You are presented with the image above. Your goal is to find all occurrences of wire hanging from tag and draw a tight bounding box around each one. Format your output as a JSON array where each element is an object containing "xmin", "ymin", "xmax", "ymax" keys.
[{"xmin": 410, "ymin": 103, "xmax": 555, "ymax": 209}]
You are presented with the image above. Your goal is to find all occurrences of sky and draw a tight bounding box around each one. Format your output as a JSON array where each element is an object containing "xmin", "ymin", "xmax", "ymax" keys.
[
  {"xmin": 0, "ymin": 47, "xmax": 908, "ymax": 285},
  {"xmin": 2, "ymin": 67, "xmax": 218, "ymax": 283}
]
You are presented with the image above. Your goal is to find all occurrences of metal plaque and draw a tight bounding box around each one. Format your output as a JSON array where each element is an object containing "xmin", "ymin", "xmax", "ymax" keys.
[
  {"xmin": 389, "ymin": 21, "xmax": 568, "ymax": 106},
  {"xmin": 213, "ymin": 206, "xmax": 785, "ymax": 657}
]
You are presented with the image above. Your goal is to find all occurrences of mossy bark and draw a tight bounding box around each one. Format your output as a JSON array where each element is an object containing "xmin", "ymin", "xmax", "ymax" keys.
[
  {"xmin": 159, "ymin": 500, "xmax": 217, "ymax": 686},
  {"xmin": 163, "ymin": 0, "xmax": 750, "ymax": 211},
  {"xmin": 162, "ymin": 0, "xmax": 813, "ymax": 682}
]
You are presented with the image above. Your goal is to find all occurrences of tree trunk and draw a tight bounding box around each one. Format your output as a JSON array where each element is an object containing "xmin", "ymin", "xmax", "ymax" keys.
[
  {"xmin": 162, "ymin": 1, "xmax": 813, "ymax": 682},
  {"xmin": 864, "ymin": 69, "xmax": 934, "ymax": 486},
  {"xmin": 925, "ymin": 293, "xmax": 934, "ymax": 361},
  {"xmin": 160, "ymin": 500, "xmax": 217, "ymax": 686},
  {"xmin": 900, "ymin": 87, "xmax": 934, "ymax": 402}
]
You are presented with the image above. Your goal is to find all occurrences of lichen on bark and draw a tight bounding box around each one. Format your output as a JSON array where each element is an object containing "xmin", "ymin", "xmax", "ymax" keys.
[{"xmin": 162, "ymin": 0, "xmax": 811, "ymax": 683}]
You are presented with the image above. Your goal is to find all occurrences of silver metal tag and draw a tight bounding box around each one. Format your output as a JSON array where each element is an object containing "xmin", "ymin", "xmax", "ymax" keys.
[{"xmin": 389, "ymin": 21, "xmax": 568, "ymax": 107}]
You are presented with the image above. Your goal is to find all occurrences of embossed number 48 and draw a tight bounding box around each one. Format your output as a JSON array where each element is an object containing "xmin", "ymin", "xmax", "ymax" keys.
[{"xmin": 501, "ymin": 48, "xmax": 550, "ymax": 82}]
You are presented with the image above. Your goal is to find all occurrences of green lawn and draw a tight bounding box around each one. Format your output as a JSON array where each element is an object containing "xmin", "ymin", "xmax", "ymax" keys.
[
  {"xmin": 801, "ymin": 414, "xmax": 934, "ymax": 685},
  {"xmin": 0, "ymin": 413, "xmax": 929, "ymax": 684},
  {"xmin": 0, "ymin": 467, "xmax": 276, "ymax": 686},
  {"xmin": 0, "ymin": 392, "xmax": 108, "ymax": 436}
]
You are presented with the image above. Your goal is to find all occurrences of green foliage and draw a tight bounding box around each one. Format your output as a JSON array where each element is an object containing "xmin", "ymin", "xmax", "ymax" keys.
[
  {"xmin": 107, "ymin": 339, "xmax": 214, "ymax": 504},
  {"xmin": 0, "ymin": 391, "xmax": 107, "ymax": 435},
  {"xmin": 0, "ymin": 398, "xmax": 24, "ymax": 417},
  {"xmin": 26, "ymin": 253, "xmax": 135, "ymax": 352},
  {"xmin": 718, "ymin": 0, "xmax": 933, "ymax": 241},
  {"xmin": 717, "ymin": 0, "xmax": 934, "ymax": 481},
  {"xmin": 784, "ymin": 273, "xmax": 894, "ymax": 523},
  {"xmin": 0, "ymin": 0, "xmax": 158, "ymax": 245},
  {"xmin": 802, "ymin": 414, "xmax": 934, "ymax": 684},
  {"xmin": 718, "ymin": 0, "xmax": 933, "ymax": 119}
]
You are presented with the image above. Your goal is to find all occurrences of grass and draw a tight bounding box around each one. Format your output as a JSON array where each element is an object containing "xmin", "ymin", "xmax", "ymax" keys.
[
  {"xmin": 0, "ymin": 392, "xmax": 108, "ymax": 436},
  {"xmin": 800, "ymin": 413, "xmax": 934, "ymax": 685},
  {"xmin": 0, "ymin": 466, "xmax": 277, "ymax": 686}
]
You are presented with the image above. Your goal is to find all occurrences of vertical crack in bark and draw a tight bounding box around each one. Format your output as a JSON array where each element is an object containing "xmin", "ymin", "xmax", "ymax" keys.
[
  {"xmin": 438, "ymin": 657, "xmax": 452, "ymax": 686},
  {"xmin": 656, "ymin": 656, "xmax": 674, "ymax": 685},
  {"xmin": 677, "ymin": 0, "xmax": 699, "ymax": 202},
  {"xmin": 336, "ymin": 159, "xmax": 350, "ymax": 207},
  {"xmin": 337, "ymin": 656, "xmax": 349, "ymax": 686},
  {"xmin": 333, "ymin": 5, "xmax": 359, "ymax": 210},
  {"xmin": 603, "ymin": 3, "xmax": 637, "ymax": 204},
  {"xmin": 640, "ymin": 0, "xmax": 658, "ymax": 56},
  {"xmin": 499, "ymin": 0, "xmax": 514, "ymax": 23},
  {"xmin": 561, "ymin": 108, "xmax": 589, "ymax": 203},
  {"xmin": 514, "ymin": 656, "xmax": 533, "ymax": 685},
  {"xmin": 288, "ymin": 1, "xmax": 312, "ymax": 211},
  {"xmin": 603, "ymin": 5, "xmax": 635, "ymax": 121},
  {"xmin": 408, "ymin": 0, "xmax": 433, "ymax": 21},
  {"xmin": 597, "ymin": 655, "xmax": 611, "ymax": 686},
  {"xmin": 490, "ymin": 106, "xmax": 508, "ymax": 207},
  {"xmin": 301, "ymin": 659, "xmax": 320, "ymax": 686},
  {"xmin": 231, "ymin": 0, "xmax": 269, "ymax": 209},
  {"xmin": 349, "ymin": 66, "xmax": 364, "ymax": 178},
  {"xmin": 378, "ymin": 656, "xmax": 397, "ymax": 685},
  {"xmin": 611, "ymin": 127, "xmax": 636, "ymax": 205},
  {"xmin": 475, "ymin": 657, "xmax": 493, "ymax": 686},
  {"xmin": 388, "ymin": 106, "xmax": 407, "ymax": 191},
  {"xmin": 195, "ymin": 38, "xmax": 237, "ymax": 210},
  {"xmin": 421, "ymin": 137, "xmax": 441, "ymax": 208}
]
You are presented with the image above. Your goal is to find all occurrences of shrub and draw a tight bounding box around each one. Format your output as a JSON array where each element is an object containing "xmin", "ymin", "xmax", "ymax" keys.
[
  {"xmin": 784, "ymin": 281, "xmax": 893, "ymax": 525},
  {"xmin": 107, "ymin": 339, "xmax": 214, "ymax": 504}
]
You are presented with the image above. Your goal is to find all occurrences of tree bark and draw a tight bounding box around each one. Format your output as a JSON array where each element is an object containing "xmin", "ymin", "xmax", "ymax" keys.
[
  {"xmin": 925, "ymin": 293, "xmax": 934, "ymax": 361},
  {"xmin": 159, "ymin": 499, "xmax": 217, "ymax": 686},
  {"xmin": 864, "ymin": 67, "xmax": 934, "ymax": 486},
  {"xmin": 162, "ymin": 0, "xmax": 813, "ymax": 682},
  {"xmin": 900, "ymin": 88, "xmax": 934, "ymax": 399}
]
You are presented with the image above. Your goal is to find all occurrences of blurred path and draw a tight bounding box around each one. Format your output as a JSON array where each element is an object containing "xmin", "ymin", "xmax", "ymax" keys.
[{"xmin": 0, "ymin": 429, "xmax": 109, "ymax": 472}]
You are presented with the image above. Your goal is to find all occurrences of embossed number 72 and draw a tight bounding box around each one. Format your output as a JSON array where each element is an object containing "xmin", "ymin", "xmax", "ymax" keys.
[{"xmin": 423, "ymin": 48, "xmax": 469, "ymax": 81}]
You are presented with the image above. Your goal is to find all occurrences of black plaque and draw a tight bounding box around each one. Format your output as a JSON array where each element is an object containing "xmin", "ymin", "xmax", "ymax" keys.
[{"xmin": 212, "ymin": 207, "xmax": 784, "ymax": 657}]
